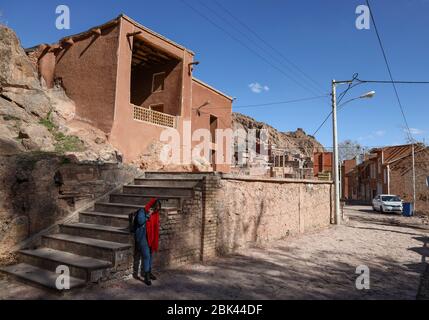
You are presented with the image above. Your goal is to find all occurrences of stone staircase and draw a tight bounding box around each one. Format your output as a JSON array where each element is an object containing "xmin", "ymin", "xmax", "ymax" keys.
[{"xmin": 0, "ymin": 172, "xmax": 204, "ymax": 290}]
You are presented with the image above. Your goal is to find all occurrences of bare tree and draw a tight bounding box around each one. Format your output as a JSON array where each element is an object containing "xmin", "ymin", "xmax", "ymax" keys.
[{"xmin": 339, "ymin": 140, "xmax": 364, "ymax": 163}]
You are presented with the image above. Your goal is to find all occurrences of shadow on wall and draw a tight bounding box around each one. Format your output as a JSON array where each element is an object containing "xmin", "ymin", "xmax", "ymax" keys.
[{"xmin": 0, "ymin": 153, "xmax": 137, "ymax": 264}]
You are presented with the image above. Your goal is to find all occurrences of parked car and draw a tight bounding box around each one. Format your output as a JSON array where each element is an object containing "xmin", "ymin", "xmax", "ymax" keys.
[{"xmin": 372, "ymin": 194, "xmax": 403, "ymax": 213}]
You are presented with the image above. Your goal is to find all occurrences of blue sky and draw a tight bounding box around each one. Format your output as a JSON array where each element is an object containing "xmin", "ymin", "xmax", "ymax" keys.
[{"xmin": 1, "ymin": 0, "xmax": 428, "ymax": 148}]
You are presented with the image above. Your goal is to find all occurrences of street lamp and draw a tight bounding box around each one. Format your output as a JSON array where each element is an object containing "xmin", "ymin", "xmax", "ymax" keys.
[{"xmin": 332, "ymin": 80, "xmax": 375, "ymax": 225}]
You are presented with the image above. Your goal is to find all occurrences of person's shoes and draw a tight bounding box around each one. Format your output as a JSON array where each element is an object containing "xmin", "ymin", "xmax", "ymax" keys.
[
  {"xmin": 143, "ymin": 272, "xmax": 152, "ymax": 286},
  {"xmin": 149, "ymin": 272, "xmax": 157, "ymax": 280},
  {"xmin": 132, "ymin": 273, "xmax": 140, "ymax": 280}
]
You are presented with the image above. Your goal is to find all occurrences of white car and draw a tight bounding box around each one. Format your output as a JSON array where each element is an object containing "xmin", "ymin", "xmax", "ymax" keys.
[{"xmin": 372, "ymin": 194, "xmax": 403, "ymax": 213}]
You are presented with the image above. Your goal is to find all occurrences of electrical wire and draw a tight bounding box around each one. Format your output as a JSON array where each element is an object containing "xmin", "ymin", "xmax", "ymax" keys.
[
  {"xmin": 180, "ymin": 0, "xmax": 323, "ymax": 96},
  {"xmin": 195, "ymin": 94, "xmax": 329, "ymax": 111},
  {"xmin": 211, "ymin": 0, "xmax": 327, "ymax": 95},
  {"xmin": 366, "ymin": 0, "xmax": 414, "ymax": 142}
]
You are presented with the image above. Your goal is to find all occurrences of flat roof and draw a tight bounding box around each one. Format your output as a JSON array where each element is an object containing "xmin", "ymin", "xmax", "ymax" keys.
[{"xmin": 26, "ymin": 14, "xmax": 194, "ymax": 55}]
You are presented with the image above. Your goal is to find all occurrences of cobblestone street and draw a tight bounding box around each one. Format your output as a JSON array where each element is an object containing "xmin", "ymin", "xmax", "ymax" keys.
[{"xmin": 1, "ymin": 205, "xmax": 428, "ymax": 300}]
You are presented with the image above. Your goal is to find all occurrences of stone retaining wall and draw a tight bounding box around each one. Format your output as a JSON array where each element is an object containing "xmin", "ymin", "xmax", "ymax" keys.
[{"xmin": 0, "ymin": 153, "xmax": 139, "ymax": 264}]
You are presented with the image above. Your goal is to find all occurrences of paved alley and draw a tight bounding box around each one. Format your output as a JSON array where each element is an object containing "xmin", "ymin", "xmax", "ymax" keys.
[{"xmin": 1, "ymin": 205, "xmax": 428, "ymax": 300}]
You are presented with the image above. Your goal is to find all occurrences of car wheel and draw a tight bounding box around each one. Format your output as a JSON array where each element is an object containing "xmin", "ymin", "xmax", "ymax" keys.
[{"xmin": 372, "ymin": 205, "xmax": 377, "ymax": 211}]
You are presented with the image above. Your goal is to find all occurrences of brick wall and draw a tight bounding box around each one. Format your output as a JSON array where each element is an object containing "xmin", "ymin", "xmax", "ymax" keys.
[{"xmin": 153, "ymin": 186, "xmax": 204, "ymax": 268}]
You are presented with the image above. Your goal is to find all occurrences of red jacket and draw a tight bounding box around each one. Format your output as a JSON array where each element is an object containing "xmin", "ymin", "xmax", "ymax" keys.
[{"xmin": 144, "ymin": 198, "xmax": 160, "ymax": 252}]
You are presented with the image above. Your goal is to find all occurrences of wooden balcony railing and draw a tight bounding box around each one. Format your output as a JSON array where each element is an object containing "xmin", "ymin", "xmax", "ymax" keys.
[{"xmin": 132, "ymin": 105, "xmax": 176, "ymax": 128}]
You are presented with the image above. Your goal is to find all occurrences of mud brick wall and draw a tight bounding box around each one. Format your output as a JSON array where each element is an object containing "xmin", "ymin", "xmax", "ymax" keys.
[
  {"xmin": 210, "ymin": 176, "xmax": 333, "ymax": 255},
  {"xmin": 153, "ymin": 186, "xmax": 204, "ymax": 268}
]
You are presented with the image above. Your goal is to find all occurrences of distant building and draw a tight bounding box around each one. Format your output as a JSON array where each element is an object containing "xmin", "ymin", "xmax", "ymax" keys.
[
  {"xmin": 345, "ymin": 144, "xmax": 429, "ymax": 214},
  {"xmin": 313, "ymin": 152, "xmax": 333, "ymax": 180},
  {"xmin": 341, "ymin": 158, "xmax": 357, "ymax": 199}
]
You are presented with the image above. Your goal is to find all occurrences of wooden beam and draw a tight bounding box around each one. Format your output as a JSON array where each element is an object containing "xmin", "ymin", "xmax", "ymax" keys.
[
  {"xmin": 127, "ymin": 31, "xmax": 142, "ymax": 38},
  {"xmin": 92, "ymin": 28, "xmax": 102, "ymax": 36}
]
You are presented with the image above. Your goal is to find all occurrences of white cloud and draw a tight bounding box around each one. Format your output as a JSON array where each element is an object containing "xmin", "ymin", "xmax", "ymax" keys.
[
  {"xmin": 408, "ymin": 128, "xmax": 425, "ymax": 135},
  {"xmin": 375, "ymin": 130, "xmax": 386, "ymax": 137},
  {"xmin": 249, "ymin": 82, "xmax": 269, "ymax": 94}
]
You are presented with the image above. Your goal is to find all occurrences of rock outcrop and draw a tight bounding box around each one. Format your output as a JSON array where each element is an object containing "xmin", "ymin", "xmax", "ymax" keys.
[
  {"xmin": 0, "ymin": 25, "xmax": 132, "ymax": 264},
  {"xmin": 0, "ymin": 25, "xmax": 120, "ymax": 163},
  {"xmin": 232, "ymin": 112, "xmax": 325, "ymax": 157}
]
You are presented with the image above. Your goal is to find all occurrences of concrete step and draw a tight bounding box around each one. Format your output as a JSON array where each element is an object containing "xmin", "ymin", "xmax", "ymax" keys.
[
  {"xmin": 0, "ymin": 263, "xmax": 86, "ymax": 290},
  {"xmin": 18, "ymin": 248, "xmax": 112, "ymax": 282},
  {"xmin": 110, "ymin": 193, "xmax": 186, "ymax": 207},
  {"xmin": 144, "ymin": 172, "xmax": 215, "ymax": 180},
  {"xmin": 94, "ymin": 202, "xmax": 177, "ymax": 215},
  {"xmin": 79, "ymin": 211, "xmax": 130, "ymax": 228},
  {"xmin": 60, "ymin": 222, "xmax": 131, "ymax": 244},
  {"xmin": 123, "ymin": 185, "xmax": 194, "ymax": 197},
  {"xmin": 42, "ymin": 233, "xmax": 131, "ymax": 265},
  {"xmin": 134, "ymin": 178, "xmax": 202, "ymax": 188}
]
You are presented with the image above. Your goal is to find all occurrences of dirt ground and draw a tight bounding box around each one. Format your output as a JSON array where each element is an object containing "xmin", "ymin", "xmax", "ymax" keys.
[{"xmin": 0, "ymin": 205, "xmax": 428, "ymax": 300}]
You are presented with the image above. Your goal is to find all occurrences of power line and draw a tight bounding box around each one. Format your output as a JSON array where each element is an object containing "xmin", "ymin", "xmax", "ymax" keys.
[
  {"xmin": 211, "ymin": 0, "xmax": 327, "ymax": 94},
  {"xmin": 366, "ymin": 0, "xmax": 413, "ymax": 142},
  {"xmin": 180, "ymin": 0, "xmax": 323, "ymax": 96},
  {"xmin": 357, "ymin": 79, "xmax": 429, "ymax": 84},
  {"xmin": 196, "ymin": 94, "xmax": 329, "ymax": 111},
  {"xmin": 234, "ymin": 95, "xmax": 329, "ymax": 109}
]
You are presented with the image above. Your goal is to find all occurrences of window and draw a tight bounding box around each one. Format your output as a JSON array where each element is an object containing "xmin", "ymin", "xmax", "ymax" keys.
[
  {"xmin": 152, "ymin": 72, "xmax": 165, "ymax": 93},
  {"xmin": 149, "ymin": 104, "xmax": 164, "ymax": 113}
]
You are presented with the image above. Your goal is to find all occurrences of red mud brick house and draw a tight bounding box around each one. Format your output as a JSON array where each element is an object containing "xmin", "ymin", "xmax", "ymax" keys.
[
  {"xmin": 346, "ymin": 143, "xmax": 429, "ymax": 214},
  {"xmin": 341, "ymin": 158, "xmax": 357, "ymax": 200},
  {"xmin": 28, "ymin": 14, "xmax": 233, "ymax": 172},
  {"xmin": 313, "ymin": 151, "xmax": 333, "ymax": 180}
]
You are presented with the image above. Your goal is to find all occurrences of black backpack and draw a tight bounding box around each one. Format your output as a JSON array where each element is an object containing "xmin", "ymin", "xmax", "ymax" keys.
[{"xmin": 130, "ymin": 208, "xmax": 145, "ymax": 233}]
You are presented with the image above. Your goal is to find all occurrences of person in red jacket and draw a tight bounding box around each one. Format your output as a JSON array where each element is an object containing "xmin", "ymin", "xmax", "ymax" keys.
[{"xmin": 133, "ymin": 198, "xmax": 161, "ymax": 285}]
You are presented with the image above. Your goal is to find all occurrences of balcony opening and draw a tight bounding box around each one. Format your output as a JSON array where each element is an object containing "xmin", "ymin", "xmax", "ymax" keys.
[{"xmin": 130, "ymin": 37, "xmax": 182, "ymax": 118}]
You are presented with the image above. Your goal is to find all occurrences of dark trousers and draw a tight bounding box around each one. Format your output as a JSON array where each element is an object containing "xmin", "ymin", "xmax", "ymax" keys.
[{"xmin": 133, "ymin": 239, "xmax": 152, "ymax": 276}]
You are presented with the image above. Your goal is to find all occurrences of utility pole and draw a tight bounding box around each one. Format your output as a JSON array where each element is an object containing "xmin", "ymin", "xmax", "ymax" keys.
[
  {"xmin": 330, "ymin": 78, "xmax": 375, "ymax": 225},
  {"xmin": 332, "ymin": 80, "xmax": 341, "ymax": 225},
  {"xmin": 412, "ymin": 142, "xmax": 416, "ymax": 213}
]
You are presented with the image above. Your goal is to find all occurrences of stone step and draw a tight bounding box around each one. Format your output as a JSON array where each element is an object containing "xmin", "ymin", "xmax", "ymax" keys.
[
  {"xmin": 134, "ymin": 178, "xmax": 202, "ymax": 188},
  {"xmin": 94, "ymin": 202, "xmax": 177, "ymax": 215},
  {"xmin": 79, "ymin": 211, "xmax": 130, "ymax": 228},
  {"xmin": 18, "ymin": 248, "xmax": 112, "ymax": 282},
  {"xmin": 144, "ymin": 172, "xmax": 215, "ymax": 180},
  {"xmin": 42, "ymin": 233, "xmax": 131, "ymax": 265},
  {"xmin": 110, "ymin": 193, "xmax": 186, "ymax": 207},
  {"xmin": 0, "ymin": 263, "xmax": 86, "ymax": 290},
  {"xmin": 60, "ymin": 222, "xmax": 131, "ymax": 244},
  {"xmin": 123, "ymin": 185, "xmax": 194, "ymax": 197}
]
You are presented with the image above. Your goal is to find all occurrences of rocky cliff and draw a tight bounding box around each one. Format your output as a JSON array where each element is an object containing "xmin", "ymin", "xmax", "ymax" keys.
[
  {"xmin": 0, "ymin": 25, "xmax": 120, "ymax": 162},
  {"xmin": 232, "ymin": 112, "xmax": 325, "ymax": 157}
]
